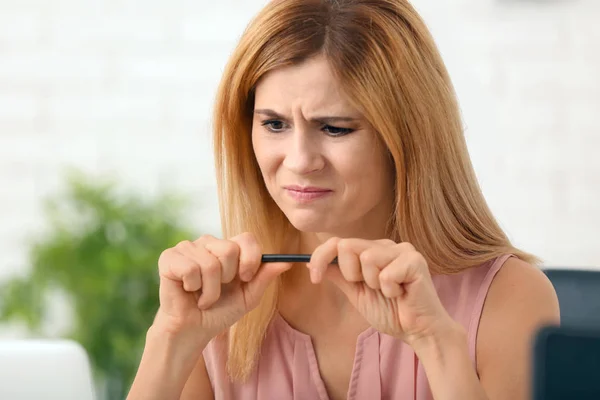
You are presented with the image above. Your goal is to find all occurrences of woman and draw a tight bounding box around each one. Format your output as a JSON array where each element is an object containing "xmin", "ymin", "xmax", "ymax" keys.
[{"xmin": 127, "ymin": 0, "xmax": 560, "ymax": 399}]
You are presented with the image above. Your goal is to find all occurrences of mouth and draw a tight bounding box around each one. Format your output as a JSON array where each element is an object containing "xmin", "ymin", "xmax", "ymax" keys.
[{"xmin": 283, "ymin": 185, "xmax": 333, "ymax": 202}]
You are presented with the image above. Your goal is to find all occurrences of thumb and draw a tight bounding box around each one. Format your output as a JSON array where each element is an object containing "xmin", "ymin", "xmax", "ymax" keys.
[
  {"xmin": 246, "ymin": 262, "xmax": 292, "ymax": 300},
  {"xmin": 323, "ymin": 266, "xmax": 359, "ymax": 305}
]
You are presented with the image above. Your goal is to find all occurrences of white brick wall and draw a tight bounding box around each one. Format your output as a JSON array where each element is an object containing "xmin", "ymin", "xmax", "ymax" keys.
[{"xmin": 0, "ymin": 0, "xmax": 599, "ymax": 315}]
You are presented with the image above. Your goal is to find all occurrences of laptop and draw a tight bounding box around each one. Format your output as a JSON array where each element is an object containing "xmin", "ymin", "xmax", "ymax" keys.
[
  {"xmin": 0, "ymin": 339, "xmax": 96, "ymax": 400},
  {"xmin": 532, "ymin": 325, "xmax": 600, "ymax": 400}
]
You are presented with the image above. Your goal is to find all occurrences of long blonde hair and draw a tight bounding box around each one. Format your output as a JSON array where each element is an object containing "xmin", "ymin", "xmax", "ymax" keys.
[{"xmin": 212, "ymin": 0, "xmax": 537, "ymax": 381}]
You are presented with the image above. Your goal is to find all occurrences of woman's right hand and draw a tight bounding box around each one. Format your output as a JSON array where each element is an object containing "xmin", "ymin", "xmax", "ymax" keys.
[{"xmin": 153, "ymin": 232, "xmax": 291, "ymax": 345}]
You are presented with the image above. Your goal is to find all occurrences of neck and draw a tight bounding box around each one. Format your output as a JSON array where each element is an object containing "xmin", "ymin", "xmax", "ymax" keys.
[{"xmin": 278, "ymin": 264, "xmax": 359, "ymax": 332}]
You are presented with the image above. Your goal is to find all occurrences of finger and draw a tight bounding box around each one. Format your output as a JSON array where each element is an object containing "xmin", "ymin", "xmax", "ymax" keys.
[
  {"xmin": 359, "ymin": 249, "xmax": 381, "ymax": 289},
  {"xmin": 375, "ymin": 238, "xmax": 397, "ymax": 246},
  {"xmin": 203, "ymin": 239, "xmax": 240, "ymax": 283},
  {"xmin": 178, "ymin": 240, "xmax": 224, "ymax": 309},
  {"xmin": 245, "ymin": 262, "xmax": 293, "ymax": 306},
  {"xmin": 193, "ymin": 234, "xmax": 217, "ymax": 245},
  {"xmin": 336, "ymin": 239, "xmax": 363, "ymax": 282},
  {"xmin": 177, "ymin": 240, "xmax": 222, "ymax": 292},
  {"xmin": 197, "ymin": 255, "xmax": 222, "ymax": 310},
  {"xmin": 158, "ymin": 246, "xmax": 202, "ymax": 292},
  {"xmin": 378, "ymin": 252, "xmax": 424, "ymax": 298},
  {"xmin": 380, "ymin": 279, "xmax": 404, "ymax": 298},
  {"xmin": 308, "ymin": 237, "xmax": 340, "ymax": 283},
  {"xmin": 230, "ymin": 232, "xmax": 262, "ymax": 282},
  {"xmin": 323, "ymin": 266, "xmax": 359, "ymax": 305},
  {"xmin": 336, "ymin": 238, "xmax": 387, "ymax": 288},
  {"xmin": 357, "ymin": 241, "xmax": 411, "ymax": 268}
]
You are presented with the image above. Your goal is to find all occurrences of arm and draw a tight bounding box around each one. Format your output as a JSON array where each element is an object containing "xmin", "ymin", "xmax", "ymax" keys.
[
  {"xmin": 411, "ymin": 258, "xmax": 560, "ymax": 400},
  {"xmin": 127, "ymin": 319, "xmax": 214, "ymax": 400},
  {"xmin": 180, "ymin": 353, "xmax": 215, "ymax": 399},
  {"xmin": 412, "ymin": 320, "xmax": 487, "ymax": 400},
  {"xmin": 476, "ymin": 258, "xmax": 560, "ymax": 399}
]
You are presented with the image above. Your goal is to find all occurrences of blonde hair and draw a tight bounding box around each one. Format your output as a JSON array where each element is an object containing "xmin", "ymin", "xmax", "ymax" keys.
[{"xmin": 212, "ymin": 0, "xmax": 538, "ymax": 381}]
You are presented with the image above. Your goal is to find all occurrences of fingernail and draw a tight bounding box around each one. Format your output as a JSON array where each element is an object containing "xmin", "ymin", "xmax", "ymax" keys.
[{"xmin": 310, "ymin": 268, "xmax": 319, "ymax": 283}]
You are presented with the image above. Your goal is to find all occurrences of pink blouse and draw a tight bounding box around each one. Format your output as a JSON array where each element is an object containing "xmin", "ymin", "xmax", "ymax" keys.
[{"xmin": 203, "ymin": 254, "xmax": 513, "ymax": 399}]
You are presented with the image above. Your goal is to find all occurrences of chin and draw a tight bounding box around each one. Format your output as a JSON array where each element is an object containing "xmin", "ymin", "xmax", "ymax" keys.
[{"xmin": 284, "ymin": 209, "xmax": 336, "ymax": 233}]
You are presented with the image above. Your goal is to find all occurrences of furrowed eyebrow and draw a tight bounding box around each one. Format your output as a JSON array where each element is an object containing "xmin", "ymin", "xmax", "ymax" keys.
[
  {"xmin": 254, "ymin": 109, "xmax": 285, "ymax": 119},
  {"xmin": 254, "ymin": 108, "xmax": 358, "ymax": 124}
]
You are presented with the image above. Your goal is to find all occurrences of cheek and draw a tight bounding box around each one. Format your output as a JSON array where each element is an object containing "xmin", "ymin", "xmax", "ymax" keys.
[
  {"xmin": 340, "ymin": 145, "xmax": 393, "ymax": 196},
  {"xmin": 340, "ymin": 144, "xmax": 380, "ymax": 176},
  {"xmin": 252, "ymin": 134, "xmax": 278, "ymax": 180}
]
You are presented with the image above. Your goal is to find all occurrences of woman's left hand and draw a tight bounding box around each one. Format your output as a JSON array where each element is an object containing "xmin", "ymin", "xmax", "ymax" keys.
[{"xmin": 308, "ymin": 237, "xmax": 459, "ymax": 347}]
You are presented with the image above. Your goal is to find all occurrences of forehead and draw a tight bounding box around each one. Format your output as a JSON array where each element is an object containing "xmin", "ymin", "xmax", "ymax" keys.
[{"xmin": 253, "ymin": 56, "xmax": 356, "ymax": 114}]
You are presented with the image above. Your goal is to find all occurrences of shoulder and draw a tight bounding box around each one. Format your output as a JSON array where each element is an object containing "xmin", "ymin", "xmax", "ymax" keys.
[
  {"xmin": 481, "ymin": 256, "xmax": 560, "ymax": 332},
  {"xmin": 475, "ymin": 256, "xmax": 560, "ymax": 396}
]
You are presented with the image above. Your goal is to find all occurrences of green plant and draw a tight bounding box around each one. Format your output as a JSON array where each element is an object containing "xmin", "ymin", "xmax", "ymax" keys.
[{"xmin": 0, "ymin": 170, "xmax": 198, "ymax": 400}]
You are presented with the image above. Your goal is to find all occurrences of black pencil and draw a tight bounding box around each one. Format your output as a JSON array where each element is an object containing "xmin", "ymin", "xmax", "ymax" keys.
[{"xmin": 261, "ymin": 254, "xmax": 338, "ymax": 264}]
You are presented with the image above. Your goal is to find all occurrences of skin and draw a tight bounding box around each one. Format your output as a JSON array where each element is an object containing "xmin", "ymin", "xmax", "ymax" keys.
[
  {"xmin": 127, "ymin": 55, "xmax": 560, "ymax": 400},
  {"xmin": 251, "ymin": 55, "xmax": 398, "ymax": 398},
  {"xmin": 251, "ymin": 55, "xmax": 395, "ymax": 242}
]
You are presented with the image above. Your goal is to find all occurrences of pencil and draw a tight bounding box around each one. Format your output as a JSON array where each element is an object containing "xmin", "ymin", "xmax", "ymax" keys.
[{"xmin": 261, "ymin": 254, "xmax": 338, "ymax": 264}]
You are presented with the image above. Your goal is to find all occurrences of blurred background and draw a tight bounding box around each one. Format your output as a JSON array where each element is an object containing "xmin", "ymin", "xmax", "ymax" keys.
[{"xmin": 0, "ymin": 0, "xmax": 598, "ymax": 398}]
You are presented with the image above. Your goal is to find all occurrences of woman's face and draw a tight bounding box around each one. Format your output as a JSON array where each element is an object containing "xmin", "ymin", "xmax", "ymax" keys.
[{"xmin": 251, "ymin": 55, "xmax": 395, "ymax": 238}]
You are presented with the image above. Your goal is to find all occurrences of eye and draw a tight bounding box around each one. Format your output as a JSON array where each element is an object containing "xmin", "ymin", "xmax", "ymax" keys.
[
  {"xmin": 261, "ymin": 119, "xmax": 287, "ymax": 133},
  {"xmin": 322, "ymin": 125, "xmax": 354, "ymax": 137}
]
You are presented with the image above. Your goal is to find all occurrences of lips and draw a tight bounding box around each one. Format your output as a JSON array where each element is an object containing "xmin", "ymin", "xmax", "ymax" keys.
[
  {"xmin": 284, "ymin": 185, "xmax": 332, "ymax": 193},
  {"xmin": 283, "ymin": 185, "xmax": 333, "ymax": 202}
]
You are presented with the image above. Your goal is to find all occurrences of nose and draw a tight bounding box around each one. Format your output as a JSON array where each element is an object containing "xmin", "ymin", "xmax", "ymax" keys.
[{"xmin": 282, "ymin": 125, "xmax": 325, "ymax": 175}]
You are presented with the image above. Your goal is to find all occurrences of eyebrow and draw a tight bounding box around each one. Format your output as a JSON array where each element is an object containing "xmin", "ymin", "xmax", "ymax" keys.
[{"xmin": 254, "ymin": 108, "xmax": 358, "ymax": 124}]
